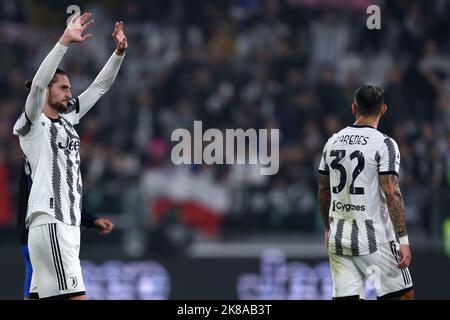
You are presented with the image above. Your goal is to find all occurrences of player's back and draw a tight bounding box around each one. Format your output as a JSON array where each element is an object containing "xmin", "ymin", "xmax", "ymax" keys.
[{"xmin": 320, "ymin": 125, "xmax": 399, "ymax": 256}]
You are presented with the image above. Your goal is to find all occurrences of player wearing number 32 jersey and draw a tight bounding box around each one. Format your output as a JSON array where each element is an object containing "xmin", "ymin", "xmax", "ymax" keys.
[{"xmin": 318, "ymin": 84, "xmax": 414, "ymax": 300}]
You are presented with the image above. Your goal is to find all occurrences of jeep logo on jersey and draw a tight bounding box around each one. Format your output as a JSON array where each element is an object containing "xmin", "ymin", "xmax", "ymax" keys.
[{"xmin": 58, "ymin": 137, "xmax": 80, "ymax": 151}]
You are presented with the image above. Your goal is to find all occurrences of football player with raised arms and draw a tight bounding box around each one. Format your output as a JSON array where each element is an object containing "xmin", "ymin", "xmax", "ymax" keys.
[{"xmin": 13, "ymin": 12, "xmax": 127, "ymax": 299}]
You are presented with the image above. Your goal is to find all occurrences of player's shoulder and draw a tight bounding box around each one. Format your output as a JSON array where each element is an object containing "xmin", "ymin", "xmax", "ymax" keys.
[
  {"xmin": 13, "ymin": 111, "xmax": 45, "ymax": 138},
  {"xmin": 322, "ymin": 128, "xmax": 347, "ymax": 149},
  {"xmin": 323, "ymin": 132, "xmax": 337, "ymax": 148},
  {"xmin": 380, "ymin": 131, "xmax": 396, "ymax": 141},
  {"xmin": 379, "ymin": 132, "xmax": 399, "ymax": 148}
]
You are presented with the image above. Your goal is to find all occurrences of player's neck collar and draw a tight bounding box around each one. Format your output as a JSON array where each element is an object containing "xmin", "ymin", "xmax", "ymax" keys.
[
  {"xmin": 46, "ymin": 115, "xmax": 62, "ymax": 123},
  {"xmin": 350, "ymin": 124, "xmax": 375, "ymax": 129}
]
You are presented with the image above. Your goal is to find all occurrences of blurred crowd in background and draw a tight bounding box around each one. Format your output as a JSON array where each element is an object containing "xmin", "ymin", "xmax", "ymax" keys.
[{"xmin": 1, "ymin": 0, "xmax": 450, "ymax": 253}]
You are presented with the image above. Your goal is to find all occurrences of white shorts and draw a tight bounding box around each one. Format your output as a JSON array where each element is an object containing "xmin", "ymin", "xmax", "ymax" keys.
[
  {"xmin": 28, "ymin": 222, "xmax": 85, "ymax": 299},
  {"xmin": 329, "ymin": 241, "xmax": 413, "ymax": 299}
]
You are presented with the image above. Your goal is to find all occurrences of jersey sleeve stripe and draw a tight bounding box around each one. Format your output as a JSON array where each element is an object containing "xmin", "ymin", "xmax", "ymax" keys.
[
  {"xmin": 64, "ymin": 97, "xmax": 80, "ymax": 114},
  {"xmin": 75, "ymin": 97, "xmax": 80, "ymax": 113},
  {"xmin": 16, "ymin": 113, "xmax": 33, "ymax": 137},
  {"xmin": 24, "ymin": 111, "xmax": 32, "ymax": 125},
  {"xmin": 383, "ymin": 138, "xmax": 397, "ymax": 172},
  {"xmin": 318, "ymin": 169, "xmax": 330, "ymax": 175}
]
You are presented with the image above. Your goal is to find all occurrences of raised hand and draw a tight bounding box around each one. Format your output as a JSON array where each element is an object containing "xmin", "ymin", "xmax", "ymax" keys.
[
  {"xmin": 59, "ymin": 12, "xmax": 95, "ymax": 46},
  {"xmin": 112, "ymin": 21, "xmax": 128, "ymax": 55}
]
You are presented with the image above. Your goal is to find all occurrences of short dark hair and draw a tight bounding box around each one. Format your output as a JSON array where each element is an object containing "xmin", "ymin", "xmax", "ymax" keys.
[
  {"xmin": 25, "ymin": 68, "xmax": 67, "ymax": 91},
  {"xmin": 353, "ymin": 84, "xmax": 384, "ymax": 116}
]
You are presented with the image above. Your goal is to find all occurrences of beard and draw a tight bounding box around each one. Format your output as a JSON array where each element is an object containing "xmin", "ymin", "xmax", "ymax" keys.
[{"xmin": 48, "ymin": 98, "xmax": 69, "ymax": 113}]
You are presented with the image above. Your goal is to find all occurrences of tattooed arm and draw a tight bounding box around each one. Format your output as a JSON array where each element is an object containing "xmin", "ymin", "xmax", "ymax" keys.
[
  {"xmin": 379, "ymin": 174, "xmax": 407, "ymax": 237},
  {"xmin": 379, "ymin": 174, "xmax": 411, "ymax": 269},
  {"xmin": 318, "ymin": 174, "xmax": 331, "ymax": 231}
]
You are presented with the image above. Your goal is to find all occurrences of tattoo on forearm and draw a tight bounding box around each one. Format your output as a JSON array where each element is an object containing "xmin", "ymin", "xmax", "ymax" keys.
[
  {"xmin": 318, "ymin": 174, "xmax": 331, "ymax": 230},
  {"xmin": 380, "ymin": 175, "xmax": 407, "ymax": 237}
]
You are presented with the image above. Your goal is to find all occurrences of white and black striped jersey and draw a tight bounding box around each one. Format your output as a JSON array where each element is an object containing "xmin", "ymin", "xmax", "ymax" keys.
[
  {"xmin": 14, "ymin": 100, "xmax": 83, "ymax": 226},
  {"xmin": 318, "ymin": 125, "xmax": 400, "ymax": 256},
  {"xmin": 12, "ymin": 42, "xmax": 125, "ymax": 227}
]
